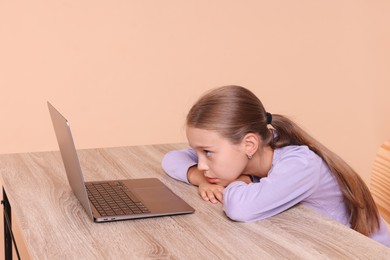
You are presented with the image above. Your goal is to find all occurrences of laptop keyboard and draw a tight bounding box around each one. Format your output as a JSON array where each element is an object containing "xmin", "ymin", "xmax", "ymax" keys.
[{"xmin": 86, "ymin": 182, "xmax": 150, "ymax": 216}]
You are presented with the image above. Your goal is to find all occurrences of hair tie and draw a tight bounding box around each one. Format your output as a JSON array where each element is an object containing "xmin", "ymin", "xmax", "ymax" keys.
[{"xmin": 266, "ymin": 112, "xmax": 272, "ymax": 124}]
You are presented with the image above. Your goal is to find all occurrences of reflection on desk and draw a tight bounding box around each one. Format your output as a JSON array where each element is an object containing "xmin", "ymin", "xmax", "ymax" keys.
[{"xmin": 0, "ymin": 144, "xmax": 389, "ymax": 259}]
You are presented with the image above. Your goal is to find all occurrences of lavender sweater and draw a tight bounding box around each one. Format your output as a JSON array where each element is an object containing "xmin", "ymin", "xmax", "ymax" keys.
[{"xmin": 162, "ymin": 145, "xmax": 390, "ymax": 247}]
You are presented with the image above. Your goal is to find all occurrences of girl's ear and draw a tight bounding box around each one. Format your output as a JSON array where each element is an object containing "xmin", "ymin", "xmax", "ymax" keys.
[{"xmin": 242, "ymin": 133, "xmax": 260, "ymax": 158}]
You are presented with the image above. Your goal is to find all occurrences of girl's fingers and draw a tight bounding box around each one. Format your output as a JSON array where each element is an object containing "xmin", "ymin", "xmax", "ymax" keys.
[
  {"xmin": 206, "ymin": 190, "xmax": 218, "ymax": 204},
  {"xmin": 215, "ymin": 191, "xmax": 223, "ymax": 203},
  {"xmin": 198, "ymin": 184, "xmax": 224, "ymax": 204},
  {"xmin": 200, "ymin": 191, "xmax": 210, "ymax": 201}
]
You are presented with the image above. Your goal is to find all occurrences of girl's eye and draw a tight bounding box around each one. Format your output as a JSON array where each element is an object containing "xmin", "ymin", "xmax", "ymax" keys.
[{"xmin": 204, "ymin": 150, "xmax": 212, "ymax": 157}]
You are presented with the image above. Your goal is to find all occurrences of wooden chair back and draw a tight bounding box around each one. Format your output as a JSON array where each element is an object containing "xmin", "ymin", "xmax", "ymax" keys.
[{"xmin": 370, "ymin": 139, "xmax": 390, "ymax": 223}]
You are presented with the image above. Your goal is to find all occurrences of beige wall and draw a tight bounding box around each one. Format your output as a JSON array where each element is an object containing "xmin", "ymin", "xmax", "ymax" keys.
[{"xmin": 1, "ymin": 1, "xmax": 389, "ymax": 184}]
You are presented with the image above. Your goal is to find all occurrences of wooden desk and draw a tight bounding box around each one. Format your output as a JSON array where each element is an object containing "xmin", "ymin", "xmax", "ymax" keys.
[{"xmin": 0, "ymin": 144, "xmax": 389, "ymax": 259}]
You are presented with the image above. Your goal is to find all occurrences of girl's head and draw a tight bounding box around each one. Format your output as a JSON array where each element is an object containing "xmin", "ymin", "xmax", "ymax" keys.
[{"xmin": 186, "ymin": 86, "xmax": 273, "ymax": 186}]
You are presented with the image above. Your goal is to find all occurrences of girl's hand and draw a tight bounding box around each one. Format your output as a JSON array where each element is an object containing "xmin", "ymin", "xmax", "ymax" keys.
[
  {"xmin": 187, "ymin": 166, "xmax": 252, "ymax": 204},
  {"xmin": 198, "ymin": 182, "xmax": 224, "ymax": 204},
  {"xmin": 187, "ymin": 166, "xmax": 224, "ymax": 204},
  {"xmin": 235, "ymin": 174, "xmax": 252, "ymax": 184}
]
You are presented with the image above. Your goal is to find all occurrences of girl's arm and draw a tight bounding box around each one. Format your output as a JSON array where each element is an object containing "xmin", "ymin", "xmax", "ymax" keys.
[
  {"xmin": 223, "ymin": 146, "xmax": 322, "ymax": 222},
  {"xmin": 161, "ymin": 148, "xmax": 198, "ymax": 183}
]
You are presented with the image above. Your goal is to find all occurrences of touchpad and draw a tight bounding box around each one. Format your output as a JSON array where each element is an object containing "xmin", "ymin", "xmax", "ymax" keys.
[
  {"xmin": 131, "ymin": 185, "xmax": 194, "ymax": 213},
  {"xmin": 133, "ymin": 187, "xmax": 178, "ymax": 202}
]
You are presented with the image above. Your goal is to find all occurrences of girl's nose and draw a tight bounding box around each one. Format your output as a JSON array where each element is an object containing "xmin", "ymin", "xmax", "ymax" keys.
[{"xmin": 197, "ymin": 158, "xmax": 209, "ymax": 171}]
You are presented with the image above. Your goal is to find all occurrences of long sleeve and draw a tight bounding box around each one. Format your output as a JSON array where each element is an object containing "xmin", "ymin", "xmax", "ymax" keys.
[
  {"xmin": 372, "ymin": 217, "xmax": 390, "ymax": 247},
  {"xmin": 161, "ymin": 148, "xmax": 198, "ymax": 183},
  {"xmin": 223, "ymin": 146, "xmax": 322, "ymax": 222}
]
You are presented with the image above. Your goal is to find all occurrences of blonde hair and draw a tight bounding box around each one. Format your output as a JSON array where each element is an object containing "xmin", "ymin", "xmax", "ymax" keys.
[{"xmin": 187, "ymin": 85, "xmax": 380, "ymax": 236}]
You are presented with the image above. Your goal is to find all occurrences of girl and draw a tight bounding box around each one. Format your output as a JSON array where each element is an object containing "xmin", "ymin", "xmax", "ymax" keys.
[{"xmin": 162, "ymin": 85, "xmax": 390, "ymax": 247}]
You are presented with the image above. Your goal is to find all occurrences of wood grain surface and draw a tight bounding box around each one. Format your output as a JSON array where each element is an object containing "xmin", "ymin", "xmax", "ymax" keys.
[{"xmin": 0, "ymin": 143, "xmax": 389, "ymax": 259}]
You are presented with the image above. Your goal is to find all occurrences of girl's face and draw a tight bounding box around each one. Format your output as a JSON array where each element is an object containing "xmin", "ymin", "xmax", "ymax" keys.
[{"xmin": 186, "ymin": 126, "xmax": 249, "ymax": 187}]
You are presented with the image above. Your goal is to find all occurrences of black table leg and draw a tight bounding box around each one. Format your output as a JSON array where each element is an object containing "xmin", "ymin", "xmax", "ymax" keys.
[{"xmin": 2, "ymin": 188, "xmax": 20, "ymax": 260}]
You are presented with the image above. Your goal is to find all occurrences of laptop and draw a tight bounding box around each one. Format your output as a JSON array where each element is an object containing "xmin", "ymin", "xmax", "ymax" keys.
[{"xmin": 47, "ymin": 102, "xmax": 194, "ymax": 222}]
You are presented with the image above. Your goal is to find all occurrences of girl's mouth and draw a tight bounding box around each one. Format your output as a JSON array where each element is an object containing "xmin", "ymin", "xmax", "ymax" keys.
[{"xmin": 206, "ymin": 177, "xmax": 218, "ymax": 184}]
